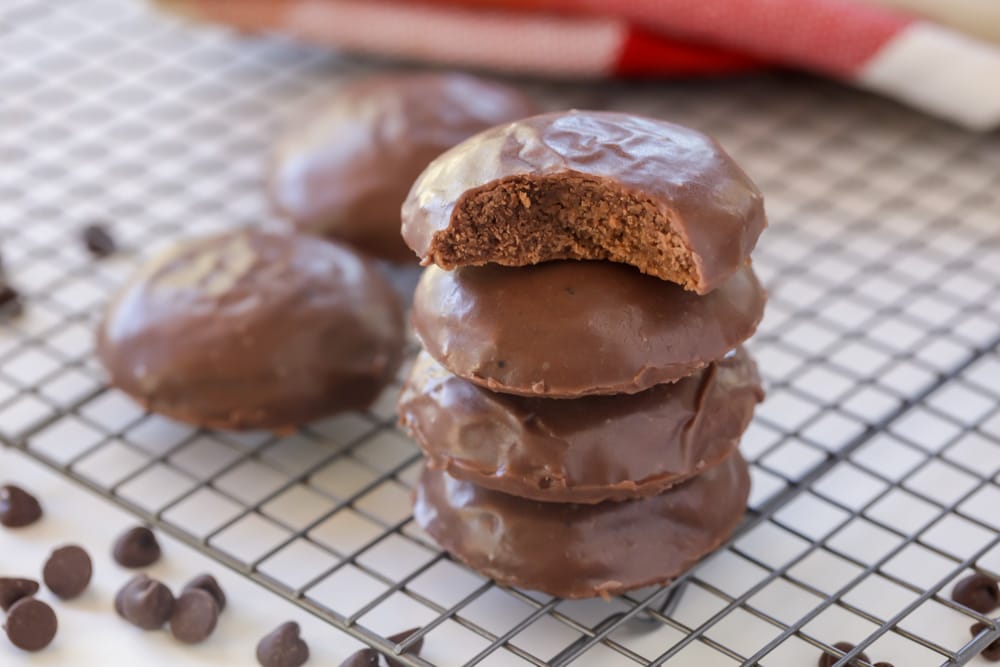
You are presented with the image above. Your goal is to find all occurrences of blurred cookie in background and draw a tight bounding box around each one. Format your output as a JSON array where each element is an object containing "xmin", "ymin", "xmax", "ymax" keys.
[
  {"xmin": 270, "ymin": 72, "xmax": 539, "ymax": 262},
  {"xmin": 97, "ymin": 229, "xmax": 405, "ymax": 431}
]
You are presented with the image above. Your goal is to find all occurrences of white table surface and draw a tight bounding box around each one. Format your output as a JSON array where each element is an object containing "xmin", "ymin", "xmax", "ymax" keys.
[{"xmin": 1, "ymin": 446, "xmax": 367, "ymax": 666}]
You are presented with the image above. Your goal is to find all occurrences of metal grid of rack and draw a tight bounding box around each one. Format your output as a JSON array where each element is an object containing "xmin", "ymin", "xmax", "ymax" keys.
[{"xmin": 2, "ymin": 1, "xmax": 1000, "ymax": 665}]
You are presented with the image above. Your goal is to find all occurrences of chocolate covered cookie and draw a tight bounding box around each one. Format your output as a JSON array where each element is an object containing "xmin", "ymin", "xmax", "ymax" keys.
[
  {"xmin": 97, "ymin": 230, "xmax": 405, "ymax": 430},
  {"xmin": 412, "ymin": 260, "xmax": 765, "ymax": 398},
  {"xmin": 271, "ymin": 73, "xmax": 538, "ymax": 262},
  {"xmin": 402, "ymin": 110, "xmax": 765, "ymax": 293},
  {"xmin": 414, "ymin": 453, "xmax": 750, "ymax": 599},
  {"xmin": 400, "ymin": 348, "xmax": 762, "ymax": 503}
]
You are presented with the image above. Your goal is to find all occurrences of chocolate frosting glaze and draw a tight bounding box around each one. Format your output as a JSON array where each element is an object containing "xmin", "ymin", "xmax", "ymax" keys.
[
  {"xmin": 97, "ymin": 230, "xmax": 405, "ymax": 430},
  {"xmin": 414, "ymin": 453, "xmax": 751, "ymax": 599},
  {"xmin": 270, "ymin": 73, "xmax": 538, "ymax": 262},
  {"xmin": 400, "ymin": 348, "xmax": 762, "ymax": 503},
  {"xmin": 401, "ymin": 110, "xmax": 766, "ymax": 293},
  {"xmin": 412, "ymin": 260, "xmax": 765, "ymax": 398}
]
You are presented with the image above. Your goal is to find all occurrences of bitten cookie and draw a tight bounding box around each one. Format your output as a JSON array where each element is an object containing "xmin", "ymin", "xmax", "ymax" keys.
[
  {"xmin": 414, "ymin": 453, "xmax": 750, "ymax": 599},
  {"xmin": 271, "ymin": 72, "xmax": 538, "ymax": 262},
  {"xmin": 402, "ymin": 110, "xmax": 766, "ymax": 293},
  {"xmin": 97, "ymin": 230, "xmax": 405, "ymax": 430},
  {"xmin": 412, "ymin": 260, "xmax": 765, "ymax": 397},
  {"xmin": 400, "ymin": 348, "xmax": 762, "ymax": 503}
]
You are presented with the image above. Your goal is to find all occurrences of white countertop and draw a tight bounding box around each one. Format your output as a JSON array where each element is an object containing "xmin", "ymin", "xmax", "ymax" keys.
[{"xmin": 1, "ymin": 446, "xmax": 366, "ymax": 666}]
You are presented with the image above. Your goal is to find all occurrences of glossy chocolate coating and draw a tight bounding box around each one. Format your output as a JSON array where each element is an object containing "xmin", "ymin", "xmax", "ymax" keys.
[
  {"xmin": 402, "ymin": 110, "xmax": 765, "ymax": 293},
  {"xmin": 400, "ymin": 348, "xmax": 762, "ymax": 503},
  {"xmin": 412, "ymin": 260, "xmax": 765, "ymax": 398},
  {"xmin": 414, "ymin": 453, "xmax": 750, "ymax": 599},
  {"xmin": 271, "ymin": 72, "xmax": 538, "ymax": 262},
  {"xmin": 97, "ymin": 230, "xmax": 405, "ymax": 430}
]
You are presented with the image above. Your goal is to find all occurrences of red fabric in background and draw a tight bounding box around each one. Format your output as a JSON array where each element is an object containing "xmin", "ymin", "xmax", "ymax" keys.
[
  {"xmin": 421, "ymin": 0, "xmax": 911, "ymax": 75},
  {"xmin": 616, "ymin": 25, "xmax": 764, "ymax": 77},
  {"xmin": 153, "ymin": 0, "xmax": 1000, "ymax": 129}
]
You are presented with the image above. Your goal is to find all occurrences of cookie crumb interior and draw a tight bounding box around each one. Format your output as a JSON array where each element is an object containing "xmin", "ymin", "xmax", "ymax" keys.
[{"xmin": 427, "ymin": 174, "xmax": 699, "ymax": 290}]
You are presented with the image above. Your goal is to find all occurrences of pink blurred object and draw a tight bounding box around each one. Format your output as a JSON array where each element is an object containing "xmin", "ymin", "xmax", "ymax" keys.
[{"xmin": 157, "ymin": 0, "xmax": 1000, "ymax": 130}]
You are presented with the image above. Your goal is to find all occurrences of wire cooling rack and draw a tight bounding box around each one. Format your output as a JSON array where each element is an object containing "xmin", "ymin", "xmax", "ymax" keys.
[{"xmin": 2, "ymin": 1, "xmax": 1000, "ymax": 665}]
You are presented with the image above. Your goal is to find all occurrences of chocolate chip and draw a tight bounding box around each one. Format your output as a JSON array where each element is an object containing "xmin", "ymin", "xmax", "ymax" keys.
[
  {"xmin": 112, "ymin": 525, "xmax": 161, "ymax": 568},
  {"xmin": 170, "ymin": 588, "xmax": 219, "ymax": 644},
  {"xmin": 339, "ymin": 649, "xmax": 379, "ymax": 667},
  {"xmin": 0, "ymin": 283, "xmax": 22, "ymax": 320},
  {"xmin": 114, "ymin": 581, "xmax": 127, "ymax": 617},
  {"xmin": 818, "ymin": 642, "xmax": 869, "ymax": 667},
  {"xmin": 257, "ymin": 621, "xmax": 309, "ymax": 667},
  {"xmin": 3, "ymin": 597, "xmax": 57, "ymax": 652},
  {"xmin": 183, "ymin": 573, "xmax": 226, "ymax": 612},
  {"xmin": 0, "ymin": 484, "xmax": 42, "ymax": 528},
  {"xmin": 0, "ymin": 577, "xmax": 39, "ymax": 612},
  {"xmin": 117, "ymin": 574, "xmax": 175, "ymax": 630},
  {"xmin": 338, "ymin": 633, "xmax": 423, "ymax": 667},
  {"xmin": 873, "ymin": 663, "xmax": 895, "ymax": 667},
  {"xmin": 385, "ymin": 628, "xmax": 423, "ymax": 667},
  {"xmin": 952, "ymin": 573, "xmax": 1000, "ymax": 614},
  {"xmin": 971, "ymin": 622, "xmax": 1000, "ymax": 662},
  {"xmin": 81, "ymin": 223, "xmax": 116, "ymax": 257},
  {"xmin": 42, "ymin": 545, "xmax": 92, "ymax": 600}
]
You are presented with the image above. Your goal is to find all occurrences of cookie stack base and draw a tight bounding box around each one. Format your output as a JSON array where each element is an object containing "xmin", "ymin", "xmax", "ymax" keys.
[{"xmin": 413, "ymin": 453, "xmax": 750, "ymax": 600}]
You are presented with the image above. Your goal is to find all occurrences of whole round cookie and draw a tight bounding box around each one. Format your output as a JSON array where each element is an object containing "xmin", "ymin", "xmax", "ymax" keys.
[
  {"xmin": 270, "ymin": 72, "xmax": 538, "ymax": 262},
  {"xmin": 402, "ymin": 110, "xmax": 766, "ymax": 294},
  {"xmin": 400, "ymin": 348, "xmax": 762, "ymax": 503},
  {"xmin": 97, "ymin": 230, "xmax": 405, "ymax": 431},
  {"xmin": 412, "ymin": 260, "xmax": 765, "ymax": 398},
  {"xmin": 414, "ymin": 453, "xmax": 750, "ymax": 599}
]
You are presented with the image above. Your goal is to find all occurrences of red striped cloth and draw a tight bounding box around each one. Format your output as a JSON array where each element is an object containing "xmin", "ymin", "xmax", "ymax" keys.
[{"xmin": 156, "ymin": 0, "xmax": 1000, "ymax": 129}]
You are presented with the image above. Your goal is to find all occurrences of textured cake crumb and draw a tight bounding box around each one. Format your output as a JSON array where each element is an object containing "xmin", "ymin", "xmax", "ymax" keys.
[{"xmin": 427, "ymin": 174, "xmax": 699, "ymax": 289}]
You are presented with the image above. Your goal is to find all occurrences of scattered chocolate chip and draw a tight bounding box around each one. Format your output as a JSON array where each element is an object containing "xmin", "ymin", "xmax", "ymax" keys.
[
  {"xmin": 385, "ymin": 628, "xmax": 423, "ymax": 667},
  {"xmin": 117, "ymin": 574, "xmax": 175, "ymax": 630},
  {"xmin": 183, "ymin": 573, "xmax": 226, "ymax": 612},
  {"xmin": 952, "ymin": 573, "xmax": 1000, "ymax": 614},
  {"xmin": 818, "ymin": 642, "xmax": 869, "ymax": 667},
  {"xmin": 339, "ymin": 649, "xmax": 379, "ymax": 667},
  {"xmin": 112, "ymin": 525, "xmax": 161, "ymax": 568},
  {"xmin": 971, "ymin": 623, "xmax": 1000, "ymax": 662},
  {"xmin": 3, "ymin": 597, "xmax": 57, "ymax": 652},
  {"xmin": 42, "ymin": 545, "xmax": 92, "ymax": 600},
  {"xmin": 0, "ymin": 577, "xmax": 39, "ymax": 612},
  {"xmin": 0, "ymin": 283, "xmax": 22, "ymax": 320},
  {"xmin": 170, "ymin": 588, "xmax": 219, "ymax": 644},
  {"xmin": 257, "ymin": 621, "xmax": 310, "ymax": 667},
  {"xmin": 873, "ymin": 664, "xmax": 895, "ymax": 667},
  {"xmin": 0, "ymin": 484, "xmax": 42, "ymax": 528},
  {"xmin": 114, "ymin": 582, "xmax": 127, "ymax": 618},
  {"xmin": 81, "ymin": 223, "xmax": 116, "ymax": 257}
]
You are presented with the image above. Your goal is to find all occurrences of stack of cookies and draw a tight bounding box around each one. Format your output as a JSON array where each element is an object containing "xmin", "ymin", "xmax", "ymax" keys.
[{"xmin": 398, "ymin": 111, "xmax": 767, "ymax": 599}]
